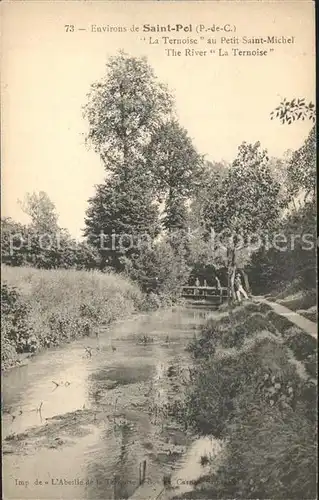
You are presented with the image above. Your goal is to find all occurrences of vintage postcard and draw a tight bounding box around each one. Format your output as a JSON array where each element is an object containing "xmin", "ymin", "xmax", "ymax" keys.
[{"xmin": 1, "ymin": 1, "xmax": 316, "ymax": 500}]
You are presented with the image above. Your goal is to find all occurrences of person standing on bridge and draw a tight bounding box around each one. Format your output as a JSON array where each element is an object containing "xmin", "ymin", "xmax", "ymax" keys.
[
  {"xmin": 215, "ymin": 275, "xmax": 222, "ymax": 303},
  {"xmin": 215, "ymin": 275, "xmax": 221, "ymax": 291},
  {"xmin": 234, "ymin": 272, "xmax": 248, "ymax": 303},
  {"xmin": 194, "ymin": 277, "xmax": 200, "ymax": 296}
]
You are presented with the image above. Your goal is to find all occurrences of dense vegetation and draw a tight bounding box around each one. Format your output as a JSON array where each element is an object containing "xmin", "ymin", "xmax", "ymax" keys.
[
  {"xmin": 1, "ymin": 48, "xmax": 316, "ymax": 500},
  {"xmin": 1, "ymin": 55, "xmax": 316, "ymax": 373},
  {"xmin": 1, "ymin": 265, "xmax": 144, "ymax": 370},
  {"xmin": 173, "ymin": 301, "xmax": 317, "ymax": 500}
]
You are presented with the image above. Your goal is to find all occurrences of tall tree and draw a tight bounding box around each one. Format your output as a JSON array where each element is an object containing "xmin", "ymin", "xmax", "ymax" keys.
[
  {"xmin": 84, "ymin": 174, "xmax": 160, "ymax": 270},
  {"xmin": 287, "ymin": 126, "xmax": 316, "ymax": 204},
  {"xmin": 18, "ymin": 191, "xmax": 59, "ymax": 233},
  {"xmin": 84, "ymin": 51, "xmax": 174, "ymax": 178},
  {"xmin": 144, "ymin": 119, "xmax": 203, "ymax": 230},
  {"xmin": 271, "ymin": 98, "xmax": 316, "ymax": 205},
  {"xmin": 203, "ymin": 142, "xmax": 282, "ymax": 301},
  {"xmin": 83, "ymin": 53, "xmax": 205, "ymax": 277},
  {"xmin": 188, "ymin": 160, "xmax": 229, "ymax": 232}
]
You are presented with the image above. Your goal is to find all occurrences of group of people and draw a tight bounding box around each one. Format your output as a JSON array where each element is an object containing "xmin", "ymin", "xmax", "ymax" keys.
[
  {"xmin": 194, "ymin": 276, "xmax": 221, "ymax": 290},
  {"xmin": 194, "ymin": 272, "xmax": 249, "ymax": 304}
]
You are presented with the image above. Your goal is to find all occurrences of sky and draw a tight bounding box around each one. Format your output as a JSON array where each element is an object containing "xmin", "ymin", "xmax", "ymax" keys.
[{"xmin": 1, "ymin": 1, "xmax": 315, "ymax": 238}]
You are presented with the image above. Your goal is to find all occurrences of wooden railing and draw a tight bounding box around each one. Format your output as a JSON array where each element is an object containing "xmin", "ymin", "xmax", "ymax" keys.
[{"xmin": 181, "ymin": 286, "xmax": 228, "ymax": 304}]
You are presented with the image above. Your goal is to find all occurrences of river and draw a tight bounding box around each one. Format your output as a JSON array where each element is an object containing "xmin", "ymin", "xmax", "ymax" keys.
[{"xmin": 2, "ymin": 304, "xmax": 221, "ymax": 500}]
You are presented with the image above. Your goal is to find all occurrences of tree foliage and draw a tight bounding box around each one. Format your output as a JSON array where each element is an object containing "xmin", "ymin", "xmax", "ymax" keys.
[
  {"xmin": 287, "ymin": 126, "xmax": 316, "ymax": 202},
  {"xmin": 145, "ymin": 119, "xmax": 203, "ymax": 231},
  {"xmin": 248, "ymin": 98, "xmax": 317, "ymax": 295},
  {"xmin": 18, "ymin": 191, "xmax": 59, "ymax": 233},
  {"xmin": 84, "ymin": 51, "xmax": 174, "ymax": 174},
  {"xmin": 84, "ymin": 175, "xmax": 160, "ymax": 270},
  {"xmin": 270, "ymin": 98, "xmax": 316, "ymax": 124},
  {"xmin": 145, "ymin": 119, "xmax": 203, "ymax": 198},
  {"xmin": 202, "ymin": 142, "xmax": 282, "ymax": 298},
  {"xmin": 122, "ymin": 235, "xmax": 190, "ymax": 299},
  {"xmin": 2, "ymin": 193, "xmax": 100, "ymax": 271},
  {"xmin": 204, "ymin": 142, "xmax": 282, "ymax": 239}
]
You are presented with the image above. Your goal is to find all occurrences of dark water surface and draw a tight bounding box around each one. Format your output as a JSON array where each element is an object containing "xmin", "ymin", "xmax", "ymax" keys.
[{"xmin": 2, "ymin": 305, "xmax": 216, "ymax": 500}]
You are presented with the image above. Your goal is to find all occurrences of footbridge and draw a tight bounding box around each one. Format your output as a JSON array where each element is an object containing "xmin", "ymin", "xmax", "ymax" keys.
[{"xmin": 181, "ymin": 286, "xmax": 228, "ymax": 305}]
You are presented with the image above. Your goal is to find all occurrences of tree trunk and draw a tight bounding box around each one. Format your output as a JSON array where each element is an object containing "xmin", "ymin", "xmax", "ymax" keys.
[
  {"xmin": 227, "ymin": 246, "xmax": 237, "ymax": 305},
  {"xmin": 242, "ymin": 270, "xmax": 251, "ymax": 296}
]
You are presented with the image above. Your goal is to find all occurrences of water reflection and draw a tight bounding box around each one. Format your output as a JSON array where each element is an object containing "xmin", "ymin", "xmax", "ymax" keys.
[
  {"xmin": 2, "ymin": 349, "xmax": 89, "ymax": 439},
  {"xmin": 3, "ymin": 305, "xmax": 216, "ymax": 500},
  {"xmin": 170, "ymin": 436, "xmax": 225, "ymax": 495}
]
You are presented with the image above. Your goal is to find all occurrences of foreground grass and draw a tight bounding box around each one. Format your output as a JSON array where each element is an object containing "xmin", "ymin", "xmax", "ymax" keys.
[
  {"xmin": 268, "ymin": 278, "xmax": 317, "ymax": 321},
  {"xmin": 175, "ymin": 301, "xmax": 317, "ymax": 500},
  {"xmin": 1, "ymin": 265, "xmax": 145, "ymax": 370}
]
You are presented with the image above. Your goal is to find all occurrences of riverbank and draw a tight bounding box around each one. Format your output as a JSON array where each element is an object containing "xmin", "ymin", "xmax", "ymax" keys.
[
  {"xmin": 266, "ymin": 278, "xmax": 317, "ymax": 323},
  {"xmin": 173, "ymin": 300, "xmax": 317, "ymax": 500},
  {"xmin": 2, "ymin": 305, "xmax": 211, "ymax": 500},
  {"xmin": 1, "ymin": 265, "xmax": 148, "ymax": 371}
]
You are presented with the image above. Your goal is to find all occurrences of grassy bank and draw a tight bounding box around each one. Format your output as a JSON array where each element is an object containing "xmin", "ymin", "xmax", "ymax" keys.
[
  {"xmin": 267, "ymin": 278, "xmax": 317, "ymax": 322},
  {"xmin": 174, "ymin": 301, "xmax": 317, "ymax": 500},
  {"xmin": 1, "ymin": 265, "xmax": 146, "ymax": 371}
]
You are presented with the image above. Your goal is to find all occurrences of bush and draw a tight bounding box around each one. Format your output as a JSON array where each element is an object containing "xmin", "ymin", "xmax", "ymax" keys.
[
  {"xmin": 266, "ymin": 310, "xmax": 294, "ymax": 334},
  {"xmin": 297, "ymin": 306, "xmax": 317, "ymax": 323},
  {"xmin": 1, "ymin": 283, "xmax": 38, "ymax": 355},
  {"xmin": 122, "ymin": 237, "xmax": 190, "ymax": 302},
  {"xmin": 1, "ymin": 338, "xmax": 18, "ymax": 371}
]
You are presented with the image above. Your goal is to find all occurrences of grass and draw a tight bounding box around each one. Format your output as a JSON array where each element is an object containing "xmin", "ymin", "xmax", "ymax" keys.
[
  {"xmin": 297, "ymin": 305, "xmax": 317, "ymax": 323},
  {"xmin": 283, "ymin": 326, "xmax": 317, "ymax": 379},
  {"xmin": 1, "ymin": 264, "xmax": 144, "ymax": 370},
  {"xmin": 178, "ymin": 301, "xmax": 317, "ymax": 499},
  {"xmin": 265, "ymin": 309, "xmax": 296, "ymax": 334},
  {"xmin": 276, "ymin": 289, "xmax": 317, "ymax": 312},
  {"xmin": 268, "ymin": 279, "xmax": 317, "ymax": 323}
]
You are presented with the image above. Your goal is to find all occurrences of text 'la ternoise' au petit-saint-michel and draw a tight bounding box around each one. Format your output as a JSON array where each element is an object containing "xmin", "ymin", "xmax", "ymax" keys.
[{"xmin": 90, "ymin": 23, "xmax": 295, "ymax": 45}]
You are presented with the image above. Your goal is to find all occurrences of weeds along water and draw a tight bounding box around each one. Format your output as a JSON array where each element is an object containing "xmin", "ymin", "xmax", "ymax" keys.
[
  {"xmin": 1, "ymin": 265, "xmax": 146, "ymax": 370},
  {"xmin": 176, "ymin": 300, "xmax": 317, "ymax": 500}
]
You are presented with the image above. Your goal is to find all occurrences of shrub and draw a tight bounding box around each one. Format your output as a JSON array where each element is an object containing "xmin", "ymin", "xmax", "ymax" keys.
[
  {"xmin": 122, "ymin": 237, "xmax": 190, "ymax": 302},
  {"xmin": 1, "ymin": 283, "xmax": 38, "ymax": 355}
]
